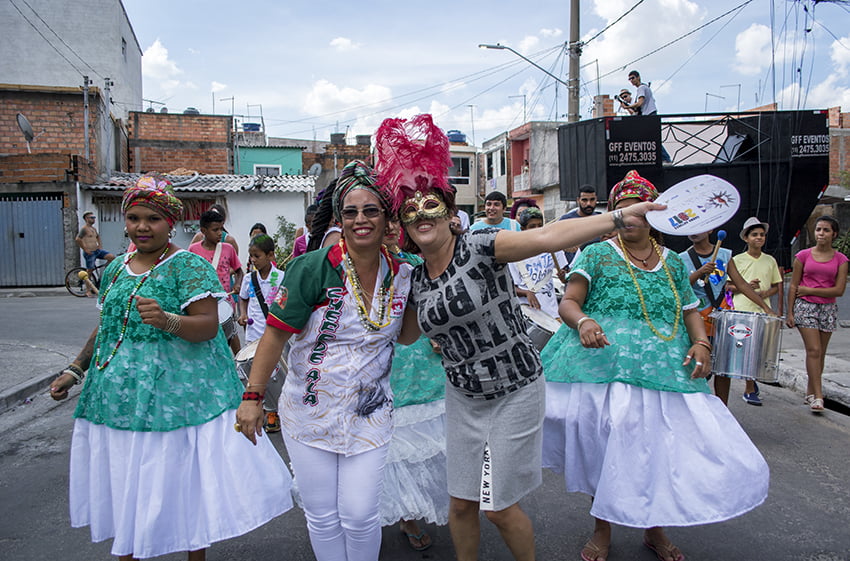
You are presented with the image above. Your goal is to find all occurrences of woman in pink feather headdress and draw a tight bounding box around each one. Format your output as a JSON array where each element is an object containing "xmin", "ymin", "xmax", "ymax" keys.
[{"xmin": 374, "ymin": 114, "xmax": 662, "ymax": 561}]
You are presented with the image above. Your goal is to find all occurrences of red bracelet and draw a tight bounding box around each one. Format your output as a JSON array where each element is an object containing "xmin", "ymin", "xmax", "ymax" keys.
[{"xmin": 242, "ymin": 391, "xmax": 264, "ymax": 402}]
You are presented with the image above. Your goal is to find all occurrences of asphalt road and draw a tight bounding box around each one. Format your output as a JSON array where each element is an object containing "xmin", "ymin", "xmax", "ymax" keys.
[{"xmin": 1, "ymin": 296, "xmax": 850, "ymax": 560}]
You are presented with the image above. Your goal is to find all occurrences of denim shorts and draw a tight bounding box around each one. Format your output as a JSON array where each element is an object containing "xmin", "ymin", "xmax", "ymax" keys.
[
  {"xmin": 793, "ymin": 298, "xmax": 838, "ymax": 332},
  {"xmin": 84, "ymin": 248, "xmax": 111, "ymax": 269}
]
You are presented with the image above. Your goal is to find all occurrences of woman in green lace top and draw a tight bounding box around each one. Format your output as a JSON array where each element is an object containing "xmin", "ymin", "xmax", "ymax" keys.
[
  {"xmin": 50, "ymin": 175, "xmax": 292, "ymax": 561},
  {"xmin": 540, "ymin": 171, "xmax": 769, "ymax": 561}
]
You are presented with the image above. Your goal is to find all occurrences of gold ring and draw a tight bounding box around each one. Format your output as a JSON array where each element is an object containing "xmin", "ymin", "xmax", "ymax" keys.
[{"xmin": 234, "ymin": 423, "xmax": 242, "ymax": 432}]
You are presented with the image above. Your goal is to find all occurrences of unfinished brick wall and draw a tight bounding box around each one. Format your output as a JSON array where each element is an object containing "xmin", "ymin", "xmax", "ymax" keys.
[
  {"xmin": 0, "ymin": 89, "xmax": 101, "ymax": 171},
  {"xmin": 0, "ymin": 153, "xmax": 73, "ymax": 182},
  {"xmin": 129, "ymin": 111, "xmax": 233, "ymax": 174},
  {"xmin": 0, "ymin": 153, "xmax": 98, "ymax": 184},
  {"xmin": 828, "ymin": 108, "xmax": 849, "ymax": 187}
]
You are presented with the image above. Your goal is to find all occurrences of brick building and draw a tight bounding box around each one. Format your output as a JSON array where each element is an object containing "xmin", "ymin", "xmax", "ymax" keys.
[{"xmin": 128, "ymin": 111, "xmax": 234, "ymax": 175}]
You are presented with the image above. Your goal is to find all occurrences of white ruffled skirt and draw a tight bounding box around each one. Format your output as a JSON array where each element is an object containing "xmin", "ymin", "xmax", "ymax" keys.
[
  {"xmin": 543, "ymin": 382, "xmax": 769, "ymax": 528},
  {"xmin": 69, "ymin": 410, "xmax": 293, "ymax": 558},
  {"xmin": 379, "ymin": 400, "xmax": 449, "ymax": 526}
]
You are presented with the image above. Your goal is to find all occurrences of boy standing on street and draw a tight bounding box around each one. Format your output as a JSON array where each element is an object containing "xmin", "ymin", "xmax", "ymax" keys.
[
  {"xmin": 75, "ymin": 211, "xmax": 115, "ymax": 295},
  {"xmin": 727, "ymin": 217, "xmax": 784, "ymax": 406}
]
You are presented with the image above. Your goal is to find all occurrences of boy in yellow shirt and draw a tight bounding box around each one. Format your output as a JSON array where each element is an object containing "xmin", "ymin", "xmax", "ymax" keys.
[{"xmin": 727, "ymin": 217, "xmax": 783, "ymax": 405}]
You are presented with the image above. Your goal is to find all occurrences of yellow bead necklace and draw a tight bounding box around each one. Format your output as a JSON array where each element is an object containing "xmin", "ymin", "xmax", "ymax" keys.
[{"xmin": 618, "ymin": 234, "xmax": 681, "ymax": 341}]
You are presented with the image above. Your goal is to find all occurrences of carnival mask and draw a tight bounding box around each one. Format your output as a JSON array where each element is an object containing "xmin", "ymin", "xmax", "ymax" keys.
[{"xmin": 400, "ymin": 191, "xmax": 449, "ymax": 224}]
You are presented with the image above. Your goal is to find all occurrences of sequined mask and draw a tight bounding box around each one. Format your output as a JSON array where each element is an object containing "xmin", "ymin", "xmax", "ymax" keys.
[{"xmin": 400, "ymin": 191, "xmax": 449, "ymax": 224}]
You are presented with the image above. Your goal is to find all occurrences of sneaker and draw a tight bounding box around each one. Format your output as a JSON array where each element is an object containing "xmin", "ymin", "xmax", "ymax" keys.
[
  {"xmin": 264, "ymin": 411, "xmax": 281, "ymax": 433},
  {"xmin": 753, "ymin": 381, "xmax": 760, "ymax": 396},
  {"xmin": 743, "ymin": 392, "xmax": 762, "ymax": 406}
]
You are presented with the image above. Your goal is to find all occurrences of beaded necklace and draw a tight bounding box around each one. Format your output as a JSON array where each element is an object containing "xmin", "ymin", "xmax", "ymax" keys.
[
  {"xmin": 340, "ymin": 240, "xmax": 395, "ymax": 332},
  {"xmin": 617, "ymin": 234, "xmax": 681, "ymax": 341},
  {"xmin": 94, "ymin": 244, "xmax": 171, "ymax": 370}
]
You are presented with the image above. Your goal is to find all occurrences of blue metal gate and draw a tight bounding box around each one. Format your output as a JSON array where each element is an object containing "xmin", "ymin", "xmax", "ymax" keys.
[{"xmin": 0, "ymin": 194, "xmax": 65, "ymax": 286}]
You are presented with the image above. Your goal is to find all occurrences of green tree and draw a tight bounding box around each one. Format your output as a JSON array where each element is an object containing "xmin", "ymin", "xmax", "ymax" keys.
[{"xmin": 273, "ymin": 215, "xmax": 297, "ymax": 268}]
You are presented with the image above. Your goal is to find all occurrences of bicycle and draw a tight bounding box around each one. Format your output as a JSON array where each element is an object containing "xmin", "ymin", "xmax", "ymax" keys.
[{"xmin": 65, "ymin": 261, "xmax": 107, "ymax": 297}]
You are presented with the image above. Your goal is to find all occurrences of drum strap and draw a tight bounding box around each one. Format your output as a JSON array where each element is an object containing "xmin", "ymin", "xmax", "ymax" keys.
[
  {"xmin": 688, "ymin": 248, "xmax": 724, "ymax": 309},
  {"xmin": 251, "ymin": 271, "xmax": 270, "ymax": 318}
]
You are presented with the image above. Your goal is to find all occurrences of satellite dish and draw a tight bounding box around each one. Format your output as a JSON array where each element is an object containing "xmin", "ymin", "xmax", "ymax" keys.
[
  {"xmin": 307, "ymin": 163, "xmax": 322, "ymax": 176},
  {"xmin": 17, "ymin": 113, "xmax": 34, "ymax": 142}
]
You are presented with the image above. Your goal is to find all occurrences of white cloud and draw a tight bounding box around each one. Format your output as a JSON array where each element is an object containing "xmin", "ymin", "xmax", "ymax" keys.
[
  {"xmin": 733, "ymin": 24, "xmax": 772, "ymax": 75},
  {"xmin": 518, "ymin": 35, "xmax": 541, "ymax": 54},
  {"xmin": 831, "ymin": 33, "xmax": 850, "ymax": 74},
  {"xmin": 302, "ymin": 79, "xmax": 392, "ymax": 116},
  {"xmin": 211, "ymin": 81, "xmax": 227, "ymax": 93},
  {"xmin": 142, "ymin": 39, "xmax": 182, "ymax": 80},
  {"xmin": 330, "ymin": 37, "xmax": 361, "ymax": 51},
  {"xmin": 779, "ymin": 73, "xmax": 850, "ymax": 111},
  {"xmin": 540, "ymin": 28, "xmax": 563, "ymax": 39}
]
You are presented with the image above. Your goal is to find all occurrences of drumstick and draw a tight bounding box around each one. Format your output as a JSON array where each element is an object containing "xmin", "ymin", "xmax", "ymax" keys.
[
  {"xmin": 708, "ymin": 230, "xmax": 727, "ymax": 263},
  {"xmin": 78, "ymin": 270, "xmax": 98, "ymax": 295},
  {"xmin": 702, "ymin": 230, "xmax": 727, "ymax": 283}
]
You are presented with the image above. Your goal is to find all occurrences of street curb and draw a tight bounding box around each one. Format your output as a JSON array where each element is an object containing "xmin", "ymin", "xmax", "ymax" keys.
[
  {"xmin": 0, "ymin": 372, "xmax": 56, "ymax": 415},
  {"xmin": 0, "ymin": 288, "xmax": 69, "ymax": 298},
  {"xmin": 776, "ymin": 350, "xmax": 850, "ymax": 407}
]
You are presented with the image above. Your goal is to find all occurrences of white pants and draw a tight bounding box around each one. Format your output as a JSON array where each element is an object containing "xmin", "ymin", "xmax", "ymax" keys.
[{"xmin": 283, "ymin": 433, "xmax": 389, "ymax": 561}]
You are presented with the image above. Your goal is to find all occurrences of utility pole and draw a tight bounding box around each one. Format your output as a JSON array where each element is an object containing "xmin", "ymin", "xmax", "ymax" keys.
[
  {"xmin": 567, "ymin": 0, "xmax": 581, "ymax": 123},
  {"xmin": 81, "ymin": 75, "xmax": 91, "ymax": 160},
  {"xmin": 467, "ymin": 105, "xmax": 476, "ymax": 146}
]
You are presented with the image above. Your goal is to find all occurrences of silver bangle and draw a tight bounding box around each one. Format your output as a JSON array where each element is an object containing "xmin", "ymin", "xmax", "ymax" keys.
[
  {"xmin": 575, "ymin": 316, "xmax": 594, "ymax": 330},
  {"xmin": 611, "ymin": 209, "xmax": 626, "ymax": 230},
  {"xmin": 62, "ymin": 368, "xmax": 83, "ymax": 385},
  {"xmin": 163, "ymin": 312, "xmax": 182, "ymax": 334}
]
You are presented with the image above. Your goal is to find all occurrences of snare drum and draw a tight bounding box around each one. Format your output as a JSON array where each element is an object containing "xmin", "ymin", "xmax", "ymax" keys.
[
  {"xmin": 710, "ymin": 310, "xmax": 782, "ymax": 382},
  {"xmin": 217, "ymin": 298, "xmax": 236, "ymax": 340},
  {"xmin": 234, "ymin": 339, "xmax": 287, "ymax": 382},
  {"xmin": 521, "ymin": 305, "xmax": 562, "ymax": 351}
]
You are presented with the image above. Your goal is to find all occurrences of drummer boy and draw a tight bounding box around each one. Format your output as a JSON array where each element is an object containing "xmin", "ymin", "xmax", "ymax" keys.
[
  {"xmin": 680, "ymin": 228, "xmax": 772, "ymax": 405},
  {"xmin": 189, "ymin": 210, "xmax": 244, "ymax": 355},
  {"xmin": 726, "ymin": 217, "xmax": 784, "ymax": 406}
]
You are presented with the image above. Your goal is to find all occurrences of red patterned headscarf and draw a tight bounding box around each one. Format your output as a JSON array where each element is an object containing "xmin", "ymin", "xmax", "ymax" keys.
[
  {"xmin": 374, "ymin": 114, "xmax": 453, "ymax": 214},
  {"xmin": 607, "ymin": 170, "xmax": 659, "ymax": 211},
  {"xmin": 122, "ymin": 174, "xmax": 184, "ymax": 226}
]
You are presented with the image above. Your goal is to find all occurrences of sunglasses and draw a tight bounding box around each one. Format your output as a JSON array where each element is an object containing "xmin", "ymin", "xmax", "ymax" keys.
[{"xmin": 340, "ymin": 206, "xmax": 383, "ymax": 220}]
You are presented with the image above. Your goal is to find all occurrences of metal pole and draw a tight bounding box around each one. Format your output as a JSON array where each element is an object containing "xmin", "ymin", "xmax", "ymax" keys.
[
  {"xmin": 567, "ymin": 0, "xmax": 581, "ymax": 123},
  {"xmin": 467, "ymin": 105, "xmax": 476, "ymax": 146},
  {"xmin": 509, "ymin": 95, "xmax": 527, "ymax": 122},
  {"xmin": 82, "ymin": 75, "xmax": 90, "ymax": 160}
]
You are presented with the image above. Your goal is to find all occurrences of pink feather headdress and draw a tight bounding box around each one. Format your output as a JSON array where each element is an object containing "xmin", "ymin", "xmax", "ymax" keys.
[{"xmin": 374, "ymin": 114, "xmax": 453, "ymax": 213}]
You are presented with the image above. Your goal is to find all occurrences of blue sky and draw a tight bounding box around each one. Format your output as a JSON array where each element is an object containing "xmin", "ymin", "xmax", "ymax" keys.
[{"xmin": 123, "ymin": 0, "xmax": 850, "ymax": 144}]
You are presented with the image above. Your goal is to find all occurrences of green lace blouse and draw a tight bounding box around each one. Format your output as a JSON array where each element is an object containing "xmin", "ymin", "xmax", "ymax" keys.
[
  {"xmin": 74, "ymin": 250, "xmax": 243, "ymax": 431},
  {"xmin": 541, "ymin": 240, "xmax": 710, "ymax": 394}
]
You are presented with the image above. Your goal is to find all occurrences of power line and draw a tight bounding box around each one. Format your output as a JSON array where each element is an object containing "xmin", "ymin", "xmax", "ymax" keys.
[
  {"xmin": 595, "ymin": 0, "xmax": 756, "ymax": 82},
  {"xmin": 584, "ymin": 0, "xmax": 648, "ymax": 45},
  {"xmin": 7, "ymin": 0, "xmax": 87, "ymax": 77},
  {"xmin": 16, "ymin": 0, "xmax": 103, "ymax": 79}
]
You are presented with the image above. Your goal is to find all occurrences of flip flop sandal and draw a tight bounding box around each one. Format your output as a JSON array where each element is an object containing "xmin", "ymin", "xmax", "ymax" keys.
[
  {"xmin": 810, "ymin": 398, "xmax": 825, "ymax": 412},
  {"xmin": 401, "ymin": 529, "xmax": 432, "ymax": 551},
  {"xmin": 580, "ymin": 539, "xmax": 609, "ymax": 561},
  {"xmin": 644, "ymin": 539, "xmax": 685, "ymax": 561}
]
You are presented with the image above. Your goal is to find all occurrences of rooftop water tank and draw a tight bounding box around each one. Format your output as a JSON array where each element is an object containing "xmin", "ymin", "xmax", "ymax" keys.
[{"xmin": 447, "ymin": 129, "xmax": 467, "ymax": 143}]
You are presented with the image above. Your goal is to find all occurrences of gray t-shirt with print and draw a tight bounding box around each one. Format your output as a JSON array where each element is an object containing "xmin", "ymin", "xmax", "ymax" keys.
[{"xmin": 409, "ymin": 230, "xmax": 542, "ymax": 399}]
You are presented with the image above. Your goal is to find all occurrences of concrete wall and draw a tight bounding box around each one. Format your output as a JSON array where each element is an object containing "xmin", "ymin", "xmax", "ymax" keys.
[
  {"xmin": 0, "ymin": 0, "xmax": 143, "ymax": 118},
  {"xmin": 237, "ymin": 146, "xmax": 303, "ymax": 175}
]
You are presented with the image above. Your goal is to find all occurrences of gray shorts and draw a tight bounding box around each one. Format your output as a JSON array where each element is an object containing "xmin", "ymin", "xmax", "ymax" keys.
[
  {"xmin": 793, "ymin": 298, "xmax": 838, "ymax": 332},
  {"xmin": 445, "ymin": 375, "xmax": 544, "ymax": 511}
]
